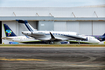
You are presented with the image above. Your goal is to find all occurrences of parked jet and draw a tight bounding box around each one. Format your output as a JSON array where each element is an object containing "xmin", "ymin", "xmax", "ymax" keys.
[
  {"xmin": 2, "ymin": 24, "xmax": 45, "ymax": 44},
  {"xmin": 69, "ymin": 34, "xmax": 105, "ymax": 44},
  {"xmin": 16, "ymin": 20, "xmax": 100, "ymax": 44},
  {"xmin": 92, "ymin": 34, "xmax": 105, "ymax": 41}
]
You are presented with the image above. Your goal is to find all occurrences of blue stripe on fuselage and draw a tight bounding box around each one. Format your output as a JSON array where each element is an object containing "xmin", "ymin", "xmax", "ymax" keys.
[
  {"xmin": 25, "ymin": 23, "xmax": 33, "ymax": 31},
  {"xmin": 44, "ymin": 33, "xmax": 85, "ymax": 40}
]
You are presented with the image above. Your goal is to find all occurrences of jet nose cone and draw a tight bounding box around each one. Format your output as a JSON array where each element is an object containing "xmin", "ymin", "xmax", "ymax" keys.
[
  {"xmin": 88, "ymin": 36, "xmax": 100, "ymax": 44},
  {"xmin": 93, "ymin": 39, "xmax": 100, "ymax": 44},
  {"xmin": 96, "ymin": 40, "xmax": 100, "ymax": 43}
]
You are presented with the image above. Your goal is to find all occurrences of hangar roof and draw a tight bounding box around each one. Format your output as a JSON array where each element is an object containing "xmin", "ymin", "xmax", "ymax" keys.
[
  {"xmin": 0, "ymin": 7, "xmax": 105, "ymax": 21},
  {"xmin": 0, "ymin": 7, "xmax": 105, "ymax": 17},
  {"xmin": 0, "ymin": 16, "xmax": 105, "ymax": 21}
]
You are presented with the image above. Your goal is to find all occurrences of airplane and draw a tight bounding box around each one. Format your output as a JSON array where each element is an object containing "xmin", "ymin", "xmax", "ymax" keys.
[
  {"xmin": 2, "ymin": 24, "xmax": 45, "ymax": 44},
  {"xmin": 91, "ymin": 34, "xmax": 105, "ymax": 41},
  {"xmin": 69, "ymin": 33, "xmax": 105, "ymax": 44},
  {"xmin": 16, "ymin": 20, "xmax": 100, "ymax": 44}
]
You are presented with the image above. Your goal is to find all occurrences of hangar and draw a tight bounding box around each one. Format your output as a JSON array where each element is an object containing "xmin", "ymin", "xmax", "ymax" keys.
[{"xmin": 0, "ymin": 7, "xmax": 105, "ymax": 44}]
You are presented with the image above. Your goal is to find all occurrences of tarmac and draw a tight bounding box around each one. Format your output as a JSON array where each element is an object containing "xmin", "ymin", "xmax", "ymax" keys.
[{"xmin": 0, "ymin": 46, "xmax": 105, "ymax": 70}]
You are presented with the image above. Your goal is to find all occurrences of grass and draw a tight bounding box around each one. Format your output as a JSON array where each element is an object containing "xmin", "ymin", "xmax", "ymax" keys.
[{"xmin": 0, "ymin": 44, "xmax": 105, "ymax": 47}]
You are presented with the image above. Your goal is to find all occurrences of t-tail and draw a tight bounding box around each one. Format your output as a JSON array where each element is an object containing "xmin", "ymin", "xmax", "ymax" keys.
[
  {"xmin": 3, "ymin": 24, "xmax": 16, "ymax": 37},
  {"xmin": 16, "ymin": 20, "xmax": 37, "ymax": 32},
  {"xmin": 97, "ymin": 33, "xmax": 105, "ymax": 41},
  {"xmin": 101, "ymin": 33, "xmax": 105, "ymax": 41},
  {"xmin": 102, "ymin": 33, "xmax": 105, "ymax": 36}
]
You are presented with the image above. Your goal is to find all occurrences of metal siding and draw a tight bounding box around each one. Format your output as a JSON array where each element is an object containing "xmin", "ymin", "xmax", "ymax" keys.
[
  {"xmin": 0, "ymin": 7, "xmax": 105, "ymax": 17},
  {"xmin": 0, "ymin": 16, "xmax": 54, "ymax": 21},
  {"xmin": 93, "ymin": 22, "xmax": 105, "ymax": 35},
  {"xmin": 38, "ymin": 21, "xmax": 54, "ymax": 31},
  {"xmin": 29, "ymin": 21, "xmax": 37, "ymax": 29},
  {"xmin": 54, "ymin": 22, "xmax": 66, "ymax": 31},
  {"xmin": 66, "ymin": 22, "xmax": 79, "ymax": 33},
  {"xmin": 79, "ymin": 22, "xmax": 92, "ymax": 35},
  {"xmin": 0, "ymin": 17, "xmax": 105, "ymax": 21}
]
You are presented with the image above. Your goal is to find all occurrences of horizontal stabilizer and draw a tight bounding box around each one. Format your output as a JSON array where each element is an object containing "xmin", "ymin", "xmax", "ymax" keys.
[{"xmin": 16, "ymin": 20, "xmax": 28, "ymax": 24}]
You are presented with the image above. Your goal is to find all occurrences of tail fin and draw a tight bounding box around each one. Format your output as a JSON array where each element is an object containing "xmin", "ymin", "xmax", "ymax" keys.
[
  {"xmin": 16, "ymin": 20, "xmax": 37, "ymax": 32},
  {"xmin": 102, "ymin": 33, "xmax": 105, "ymax": 36},
  {"xmin": 3, "ymin": 24, "xmax": 16, "ymax": 37}
]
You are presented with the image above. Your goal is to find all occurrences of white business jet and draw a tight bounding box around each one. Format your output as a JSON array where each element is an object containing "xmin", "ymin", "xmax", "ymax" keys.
[{"xmin": 16, "ymin": 20, "xmax": 100, "ymax": 44}]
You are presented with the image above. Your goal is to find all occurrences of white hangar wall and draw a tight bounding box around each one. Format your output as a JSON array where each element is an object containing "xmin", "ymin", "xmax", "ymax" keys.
[
  {"xmin": 54, "ymin": 21, "xmax": 105, "ymax": 35},
  {"xmin": 93, "ymin": 21, "xmax": 105, "ymax": 35},
  {"xmin": 54, "ymin": 22, "xmax": 67, "ymax": 31},
  {"xmin": 79, "ymin": 22, "xmax": 92, "ymax": 35},
  {"xmin": 38, "ymin": 21, "xmax": 54, "ymax": 31}
]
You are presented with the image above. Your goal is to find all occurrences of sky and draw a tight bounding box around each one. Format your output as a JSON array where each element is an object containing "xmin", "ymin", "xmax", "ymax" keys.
[{"xmin": 0, "ymin": 0, "xmax": 105, "ymax": 7}]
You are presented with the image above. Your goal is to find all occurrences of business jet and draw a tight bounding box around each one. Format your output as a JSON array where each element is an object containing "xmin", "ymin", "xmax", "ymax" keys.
[
  {"xmin": 2, "ymin": 24, "xmax": 45, "ymax": 44},
  {"xmin": 16, "ymin": 20, "xmax": 100, "ymax": 44},
  {"xmin": 69, "ymin": 33, "xmax": 105, "ymax": 44},
  {"xmin": 91, "ymin": 33, "xmax": 105, "ymax": 41}
]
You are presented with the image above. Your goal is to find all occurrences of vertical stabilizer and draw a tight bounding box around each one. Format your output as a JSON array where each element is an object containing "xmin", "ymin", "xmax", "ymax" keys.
[
  {"xmin": 16, "ymin": 20, "xmax": 37, "ymax": 32},
  {"xmin": 3, "ymin": 24, "xmax": 16, "ymax": 37},
  {"xmin": 102, "ymin": 33, "xmax": 105, "ymax": 36}
]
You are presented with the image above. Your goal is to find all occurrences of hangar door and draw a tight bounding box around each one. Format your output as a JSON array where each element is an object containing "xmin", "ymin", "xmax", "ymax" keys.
[
  {"xmin": 0, "ymin": 21, "xmax": 2, "ymax": 44},
  {"xmin": 66, "ymin": 22, "xmax": 79, "ymax": 33},
  {"xmin": 79, "ymin": 22, "xmax": 92, "ymax": 35},
  {"xmin": 54, "ymin": 21, "xmax": 79, "ymax": 32},
  {"xmin": 38, "ymin": 21, "xmax": 54, "ymax": 31},
  {"xmin": 93, "ymin": 21, "xmax": 105, "ymax": 35},
  {"xmin": 54, "ymin": 22, "xmax": 66, "ymax": 31}
]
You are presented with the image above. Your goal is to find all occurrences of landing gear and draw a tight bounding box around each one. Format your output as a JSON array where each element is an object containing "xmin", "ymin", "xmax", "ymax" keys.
[
  {"xmin": 45, "ymin": 41, "xmax": 53, "ymax": 44},
  {"xmin": 48, "ymin": 41, "xmax": 53, "ymax": 44}
]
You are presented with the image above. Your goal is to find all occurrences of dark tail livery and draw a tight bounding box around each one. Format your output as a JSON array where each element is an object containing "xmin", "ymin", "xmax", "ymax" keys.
[
  {"xmin": 102, "ymin": 33, "xmax": 105, "ymax": 36},
  {"xmin": 3, "ymin": 24, "xmax": 16, "ymax": 37},
  {"xmin": 16, "ymin": 20, "xmax": 36, "ymax": 32}
]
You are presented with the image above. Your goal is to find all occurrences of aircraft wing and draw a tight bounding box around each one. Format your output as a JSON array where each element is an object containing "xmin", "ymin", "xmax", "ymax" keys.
[
  {"xmin": 49, "ymin": 32, "xmax": 62, "ymax": 41},
  {"xmin": 22, "ymin": 31, "xmax": 62, "ymax": 41},
  {"xmin": 22, "ymin": 31, "xmax": 87, "ymax": 42}
]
